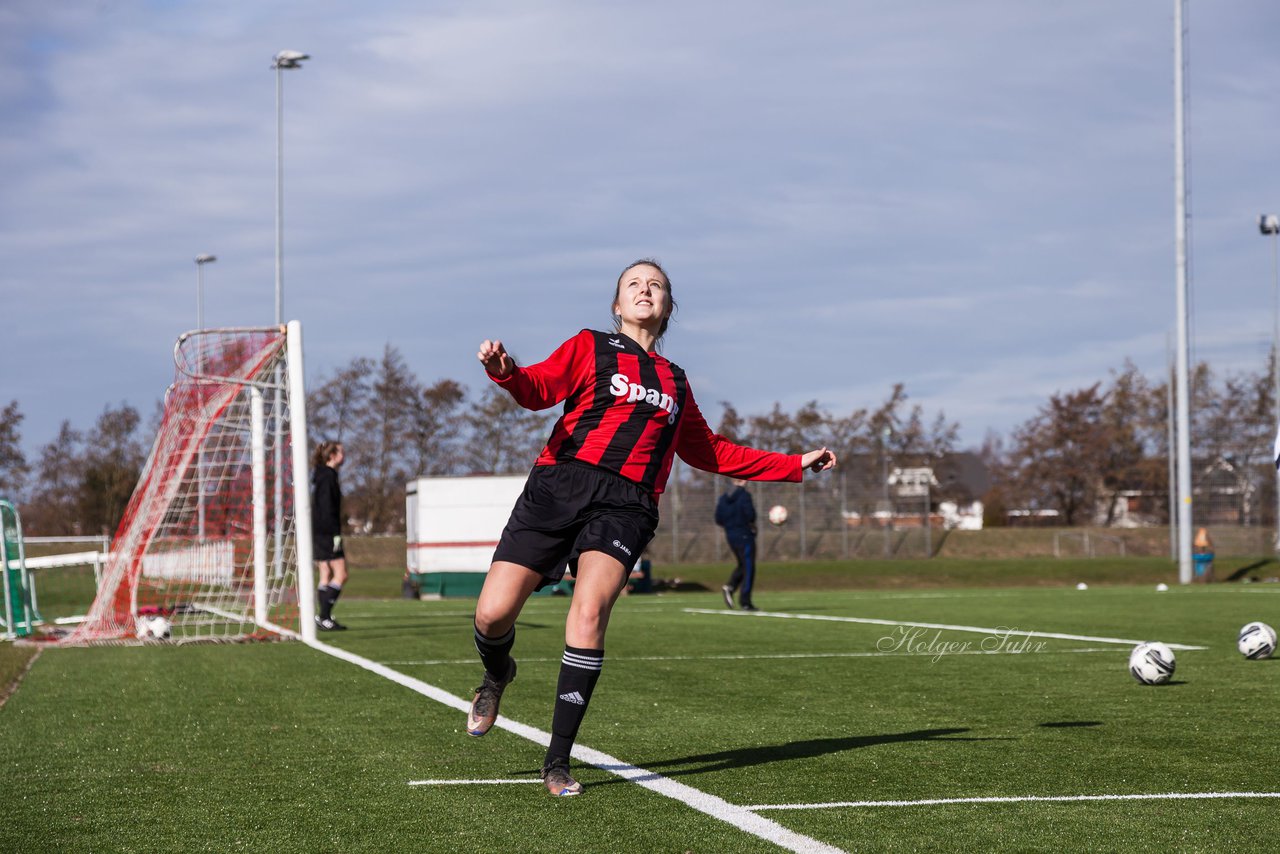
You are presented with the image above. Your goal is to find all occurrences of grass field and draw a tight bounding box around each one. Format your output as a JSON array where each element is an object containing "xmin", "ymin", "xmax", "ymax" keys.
[{"xmin": 4, "ymin": 572, "xmax": 1280, "ymax": 852}]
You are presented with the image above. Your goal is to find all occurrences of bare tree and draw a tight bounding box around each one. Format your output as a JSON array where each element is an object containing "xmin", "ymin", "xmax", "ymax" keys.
[
  {"xmin": 715, "ymin": 402, "xmax": 746, "ymax": 443},
  {"xmin": 463, "ymin": 385, "xmax": 552, "ymax": 475},
  {"xmin": 23, "ymin": 422, "xmax": 84, "ymax": 534},
  {"xmin": 77, "ymin": 403, "xmax": 146, "ymax": 535},
  {"xmin": 353, "ymin": 345, "xmax": 419, "ymax": 532},
  {"xmin": 408, "ymin": 379, "xmax": 467, "ymax": 477},
  {"xmin": 1006, "ymin": 385, "xmax": 1114, "ymax": 525},
  {"xmin": 310, "ymin": 357, "xmax": 375, "ymax": 444},
  {"xmin": 0, "ymin": 400, "xmax": 28, "ymax": 498}
]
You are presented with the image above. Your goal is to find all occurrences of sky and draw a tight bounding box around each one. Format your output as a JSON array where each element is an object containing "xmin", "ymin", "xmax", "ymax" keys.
[{"xmin": 3, "ymin": 1, "xmax": 1279, "ymax": 460}]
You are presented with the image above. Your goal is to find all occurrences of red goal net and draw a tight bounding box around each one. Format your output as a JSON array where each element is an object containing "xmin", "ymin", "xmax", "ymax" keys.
[{"xmin": 63, "ymin": 324, "xmax": 314, "ymax": 644}]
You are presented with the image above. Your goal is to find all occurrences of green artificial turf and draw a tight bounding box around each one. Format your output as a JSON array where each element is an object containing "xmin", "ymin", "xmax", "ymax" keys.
[{"xmin": 4, "ymin": 583, "xmax": 1280, "ymax": 852}]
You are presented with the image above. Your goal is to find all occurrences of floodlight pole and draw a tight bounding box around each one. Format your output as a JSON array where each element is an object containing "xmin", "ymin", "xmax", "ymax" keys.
[
  {"xmin": 1166, "ymin": 334, "xmax": 1177, "ymax": 560},
  {"xmin": 272, "ymin": 50, "xmax": 308, "ymax": 579},
  {"xmin": 195, "ymin": 254, "xmax": 216, "ymax": 333},
  {"xmin": 1262, "ymin": 214, "xmax": 1280, "ymax": 550},
  {"xmin": 1172, "ymin": 0, "xmax": 1193, "ymax": 584},
  {"xmin": 195, "ymin": 254, "xmax": 216, "ymax": 544},
  {"xmin": 881, "ymin": 426, "xmax": 891, "ymax": 558},
  {"xmin": 272, "ymin": 50, "xmax": 308, "ymax": 326}
]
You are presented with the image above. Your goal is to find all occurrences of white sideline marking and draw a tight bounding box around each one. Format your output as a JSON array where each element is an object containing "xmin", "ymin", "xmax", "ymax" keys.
[
  {"xmin": 746, "ymin": 791, "xmax": 1280, "ymax": 811},
  {"xmin": 409, "ymin": 779, "xmax": 541, "ymax": 786},
  {"xmin": 384, "ymin": 648, "xmax": 1117, "ymax": 666},
  {"xmin": 308, "ymin": 639, "xmax": 844, "ymax": 854},
  {"xmin": 684, "ymin": 609, "xmax": 1208, "ymax": 651}
]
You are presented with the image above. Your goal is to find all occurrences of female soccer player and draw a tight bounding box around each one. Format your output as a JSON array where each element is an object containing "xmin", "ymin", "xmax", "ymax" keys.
[
  {"xmin": 311, "ymin": 440, "xmax": 347, "ymax": 631},
  {"xmin": 468, "ymin": 259, "xmax": 836, "ymax": 796}
]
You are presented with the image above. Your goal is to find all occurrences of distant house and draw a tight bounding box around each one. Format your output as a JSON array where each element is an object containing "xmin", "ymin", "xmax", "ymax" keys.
[
  {"xmin": 843, "ymin": 451, "xmax": 990, "ymax": 531},
  {"xmin": 1094, "ymin": 453, "xmax": 1262, "ymax": 528}
]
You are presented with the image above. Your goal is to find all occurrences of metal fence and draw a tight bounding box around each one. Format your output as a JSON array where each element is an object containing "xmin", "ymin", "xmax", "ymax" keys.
[{"xmin": 647, "ymin": 459, "xmax": 943, "ymax": 564}]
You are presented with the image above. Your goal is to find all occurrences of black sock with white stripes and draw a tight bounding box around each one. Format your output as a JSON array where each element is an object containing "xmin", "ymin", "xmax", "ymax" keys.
[
  {"xmin": 545, "ymin": 646, "xmax": 603, "ymax": 767},
  {"xmin": 474, "ymin": 623, "xmax": 515, "ymax": 680},
  {"xmin": 317, "ymin": 586, "xmax": 334, "ymax": 620}
]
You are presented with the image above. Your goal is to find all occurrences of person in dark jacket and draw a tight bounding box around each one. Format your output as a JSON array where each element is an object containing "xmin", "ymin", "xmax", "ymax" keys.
[
  {"xmin": 311, "ymin": 440, "xmax": 347, "ymax": 631},
  {"xmin": 715, "ymin": 477, "xmax": 759, "ymax": 611}
]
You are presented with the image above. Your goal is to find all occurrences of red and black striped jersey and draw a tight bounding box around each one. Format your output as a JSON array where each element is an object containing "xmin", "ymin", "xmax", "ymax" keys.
[{"xmin": 491, "ymin": 329, "xmax": 801, "ymax": 496}]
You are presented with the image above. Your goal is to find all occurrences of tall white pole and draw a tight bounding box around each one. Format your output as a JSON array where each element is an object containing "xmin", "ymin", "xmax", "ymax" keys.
[
  {"xmin": 1173, "ymin": 0, "xmax": 1193, "ymax": 584},
  {"xmin": 194, "ymin": 254, "xmax": 215, "ymax": 544},
  {"xmin": 275, "ymin": 66, "xmax": 285, "ymax": 327},
  {"xmin": 197, "ymin": 260, "xmax": 204, "ymax": 543},
  {"xmin": 271, "ymin": 51, "xmax": 308, "ymax": 581},
  {"xmin": 273, "ymin": 62, "xmax": 287, "ymax": 580},
  {"xmin": 1166, "ymin": 335, "xmax": 1177, "ymax": 560},
  {"xmin": 1267, "ymin": 222, "xmax": 1280, "ymax": 550},
  {"xmin": 881, "ymin": 427, "xmax": 891, "ymax": 558},
  {"xmin": 288, "ymin": 321, "xmax": 317, "ymax": 643},
  {"xmin": 1273, "ymin": 230, "xmax": 1279, "ymax": 549}
]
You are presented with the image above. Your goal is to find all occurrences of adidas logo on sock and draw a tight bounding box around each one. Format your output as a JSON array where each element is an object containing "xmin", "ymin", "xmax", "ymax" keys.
[{"xmin": 559, "ymin": 691, "xmax": 586, "ymax": 705}]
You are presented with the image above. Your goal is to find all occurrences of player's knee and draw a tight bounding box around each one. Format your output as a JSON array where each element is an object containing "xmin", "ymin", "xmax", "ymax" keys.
[
  {"xmin": 474, "ymin": 603, "xmax": 514, "ymax": 637},
  {"xmin": 567, "ymin": 603, "xmax": 609, "ymax": 640}
]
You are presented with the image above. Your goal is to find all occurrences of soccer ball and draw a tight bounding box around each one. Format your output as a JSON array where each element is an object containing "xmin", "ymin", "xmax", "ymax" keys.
[
  {"xmin": 1129, "ymin": 641, "xmax": 1176, "ymax": 685},
  {"xmin": 1238, "ymin": 621, "xmax": 1277, "ymax": 660},
  {"xmin": 768, "ymin": 505, "xmax": 788, "ymax": 526},
  {"xmin": 137, "ymin": 615, "xmax": 172, "ymax": 640}
]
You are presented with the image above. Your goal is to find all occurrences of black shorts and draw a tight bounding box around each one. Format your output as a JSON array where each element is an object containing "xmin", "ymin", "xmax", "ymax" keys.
[
  {"xmin": 493, "ymin": 462, "xmax": 659, "ymax": 588},
  {"xmin": 314, "ymin": 534, "xmax": 345, "ymax": 562}
]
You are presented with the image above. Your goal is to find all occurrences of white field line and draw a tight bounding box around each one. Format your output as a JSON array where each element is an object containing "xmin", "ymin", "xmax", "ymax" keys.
[
  {"xmin": 746, "ymin": 791, "xmax": 1280, "ymax": 811},
  {"xmin": 409, "ymin": 778, "xmax": 541, "ymax": 786},
  {"xmin": 307, "ymin": 638, "xmax": 845, "ymax": 854},
  {"xmin": 683, "ymin": 609, "xmax": 1208, "ymax": 651},
  {"xmin": 382, "ymin": 648, "xmax": 1118, "ymax": 667}
]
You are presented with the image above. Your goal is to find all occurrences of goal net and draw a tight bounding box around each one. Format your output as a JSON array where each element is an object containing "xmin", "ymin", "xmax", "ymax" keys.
[{"xmin": 62, "ymin": 322, "xmax": 316, "ymax": 645}]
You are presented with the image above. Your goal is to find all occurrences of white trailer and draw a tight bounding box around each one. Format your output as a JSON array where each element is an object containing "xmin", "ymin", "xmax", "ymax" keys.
[{"xmin": 406, "ymin": 475, "xmax": 526, "ymax": 598}]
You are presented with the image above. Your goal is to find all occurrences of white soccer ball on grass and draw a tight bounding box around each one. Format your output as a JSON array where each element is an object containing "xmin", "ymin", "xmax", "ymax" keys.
[
  {"xmin": 1238, "ymin": 621, "xmax": 1277, "ymax": 660},
  {"xmin": 768, "ymin": 504, "xmax": 788, "ymax": 526},
  {"xmin": 1129, "ymin": 641, "xmax": 1176, "ymax": 685},
  {"xmin": 137, "ymin": 615, "xmax": 172, "ymax": 640}
]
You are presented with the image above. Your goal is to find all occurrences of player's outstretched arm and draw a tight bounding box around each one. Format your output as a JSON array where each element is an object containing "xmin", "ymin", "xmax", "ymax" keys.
[
  {"xmin": 801, "ymin": 447, "xmax": 837, "ymax": 474},
  {"xmin": 478, "ymin": 339, "xmax": 514, "ymax": 379}
]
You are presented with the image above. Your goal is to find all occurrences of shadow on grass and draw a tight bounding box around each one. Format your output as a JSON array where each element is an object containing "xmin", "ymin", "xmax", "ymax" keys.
[
  {"xmin": 582, "ymin": 728, "xmax": 1004, "ymax": 783},
  {"xmin": 1224, "ymin": 558, "xmax": 1278, "ymax": 582}
]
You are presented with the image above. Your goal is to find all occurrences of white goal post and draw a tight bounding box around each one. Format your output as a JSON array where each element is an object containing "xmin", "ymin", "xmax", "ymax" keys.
[{"xmin": 60, "ymin": 321, "xmax": 316, "ymax": 645}]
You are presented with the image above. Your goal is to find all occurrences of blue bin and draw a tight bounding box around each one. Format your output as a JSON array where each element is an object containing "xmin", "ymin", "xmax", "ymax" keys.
[{"xmin": 1192, "ymin": 551, "xmax": 1214, "ymax": 579}]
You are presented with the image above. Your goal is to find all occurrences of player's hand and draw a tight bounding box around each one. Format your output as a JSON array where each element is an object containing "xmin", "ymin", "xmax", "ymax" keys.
[
  {"xmin": 478, "ymin": 339, "xmax": 514, "ymax": 378},
  {"xmin": 801, "ymin": 447, "xmax": 836, "ymax": 474}
]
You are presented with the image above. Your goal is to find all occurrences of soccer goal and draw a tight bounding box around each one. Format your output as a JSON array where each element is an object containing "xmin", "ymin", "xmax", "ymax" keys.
[{"xmin": 62, "ymin": 322, "xmax": 316, "ymax": 645}]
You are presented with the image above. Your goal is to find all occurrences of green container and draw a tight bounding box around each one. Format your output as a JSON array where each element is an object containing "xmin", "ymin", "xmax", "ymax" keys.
[
  {"xmin": 410, "ymin": 571, "xmax": 567, "ymax": 599},
  {"xmin": 0, "ymin": 500, "xmax": 34, "ymax": 637}
]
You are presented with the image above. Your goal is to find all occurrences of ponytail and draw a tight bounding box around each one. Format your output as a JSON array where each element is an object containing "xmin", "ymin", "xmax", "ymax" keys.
[{"xmin": 312, "ymin": 440, "xmax": 341, "ymax": 470}]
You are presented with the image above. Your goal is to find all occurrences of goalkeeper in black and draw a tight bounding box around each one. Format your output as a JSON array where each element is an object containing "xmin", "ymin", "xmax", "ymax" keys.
[{"xmin": 311, "ymin": 441, "xmax": 347, "ymax": 631}]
